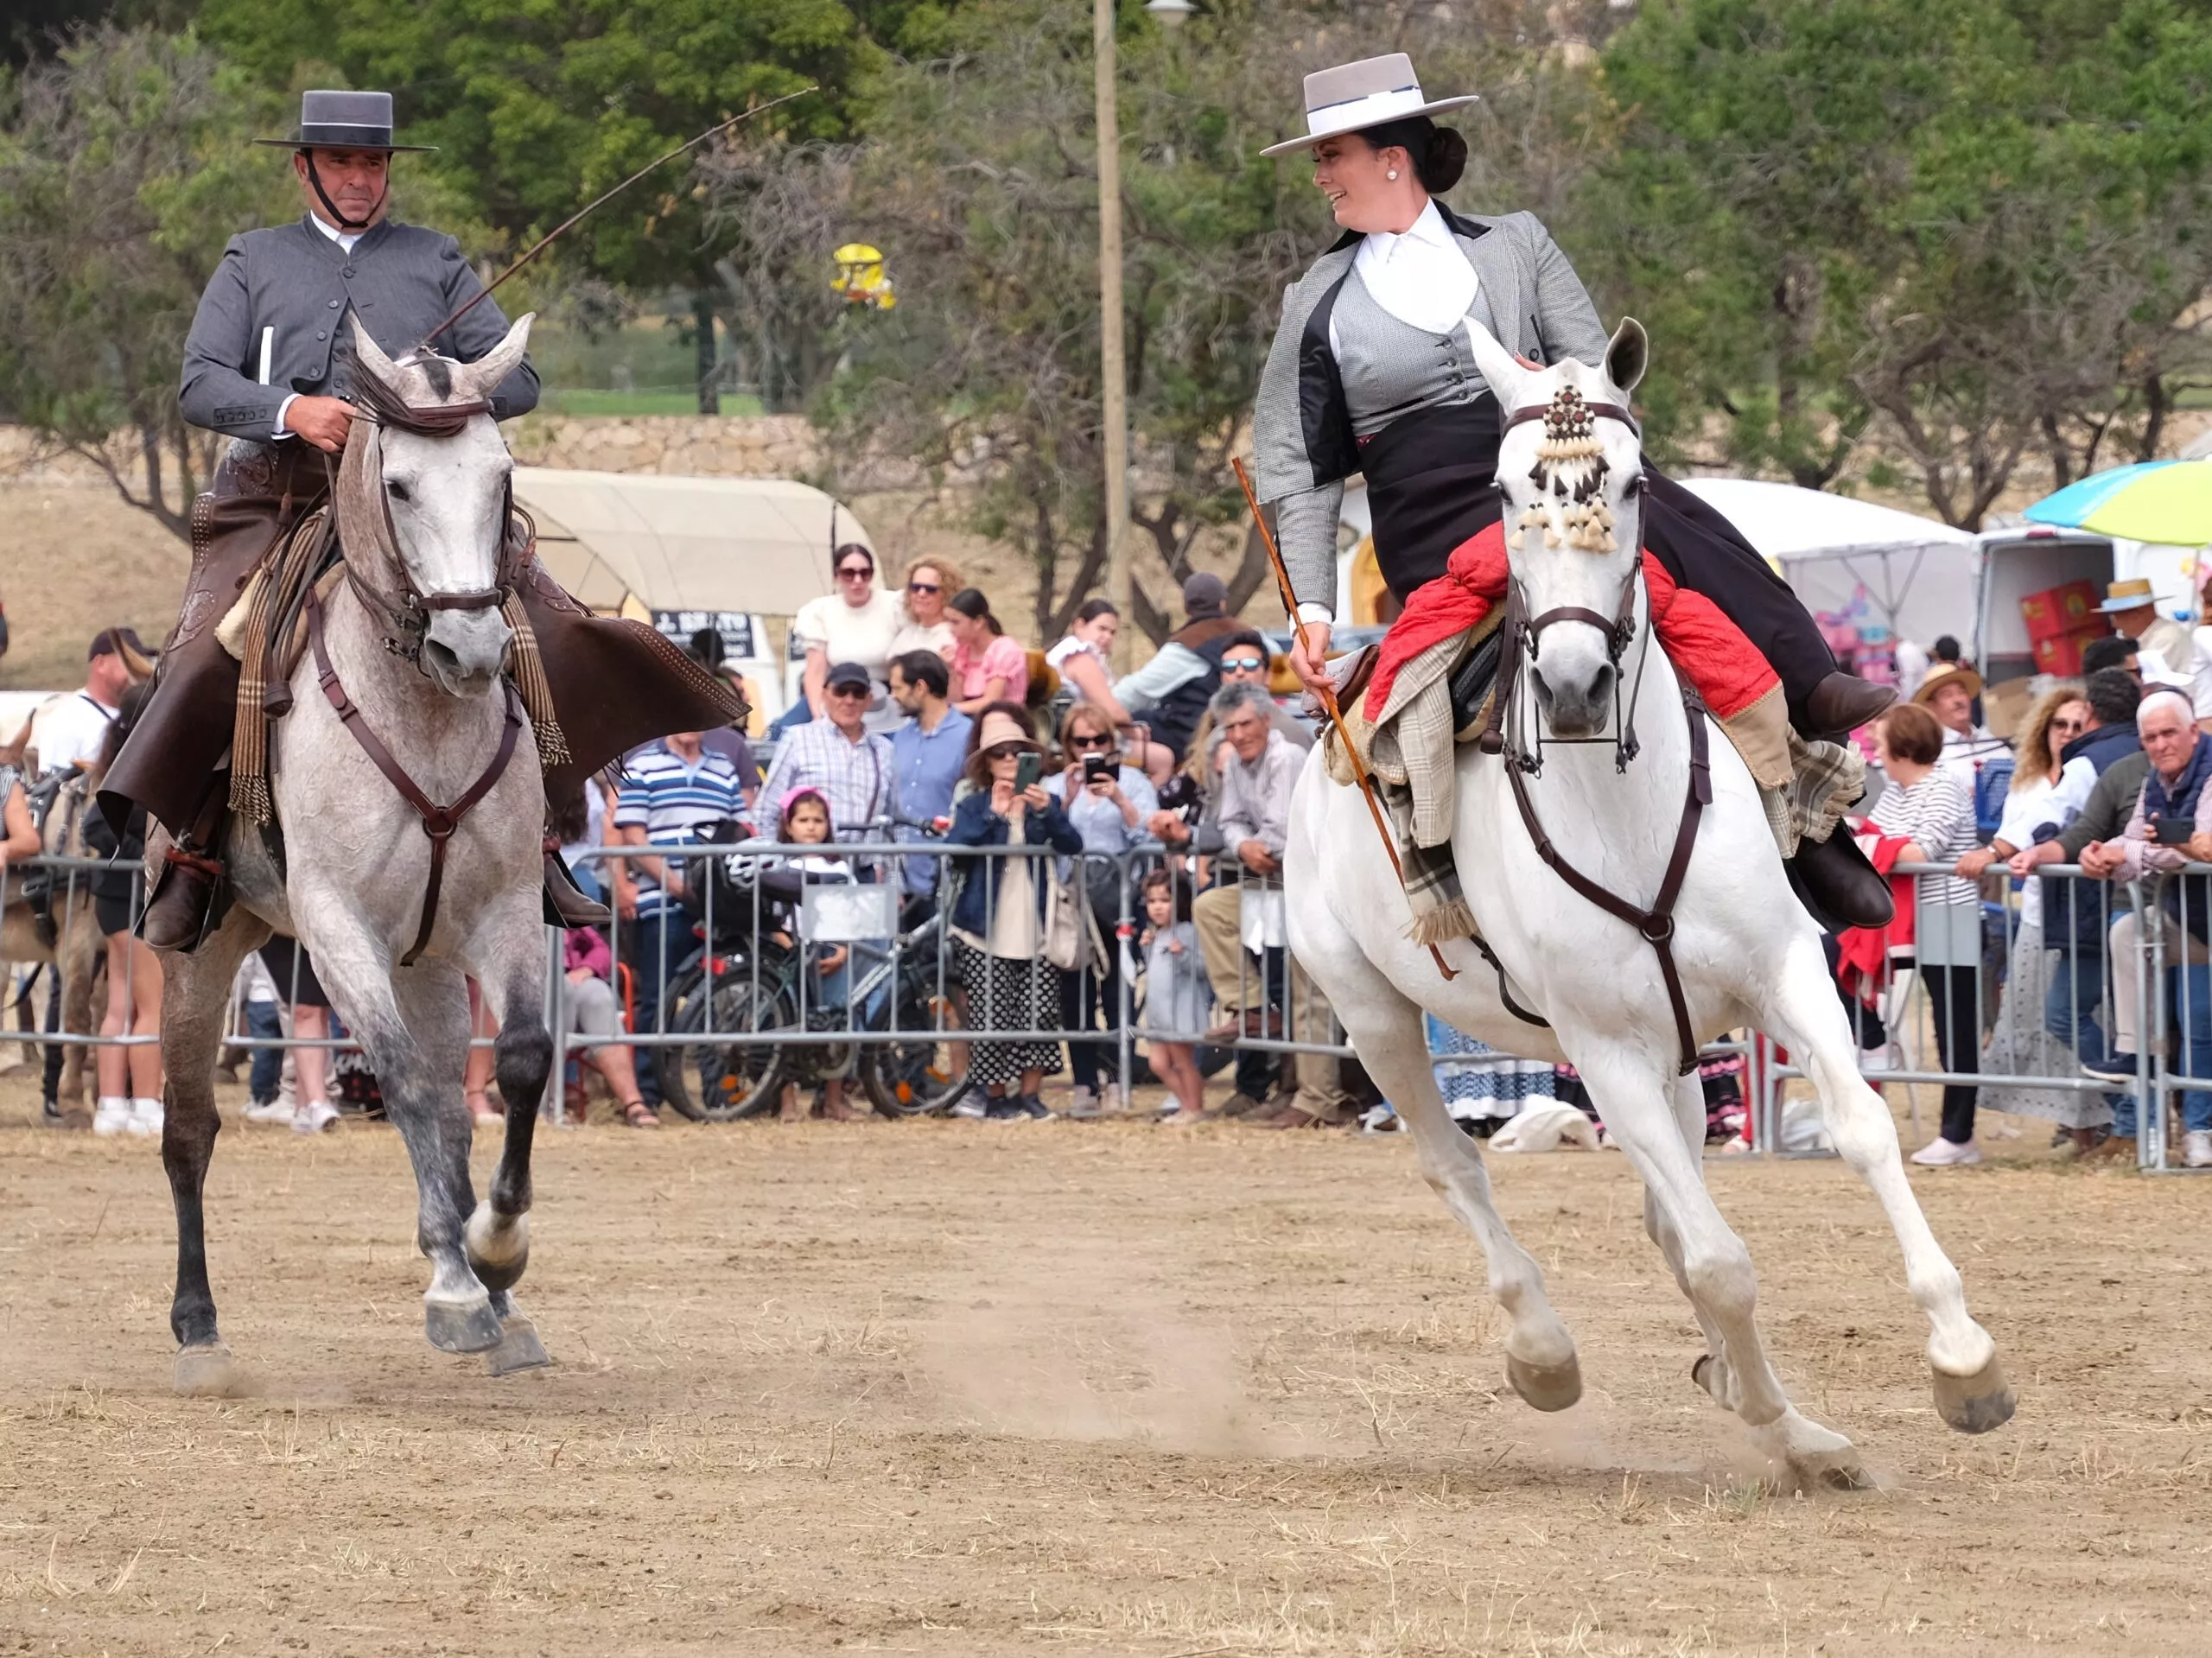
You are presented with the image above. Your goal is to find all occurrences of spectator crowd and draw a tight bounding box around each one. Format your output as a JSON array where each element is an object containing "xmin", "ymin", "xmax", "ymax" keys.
[{"xmin": 9, "ymin": 563, "xmax": 2212, "ymax": 1164}]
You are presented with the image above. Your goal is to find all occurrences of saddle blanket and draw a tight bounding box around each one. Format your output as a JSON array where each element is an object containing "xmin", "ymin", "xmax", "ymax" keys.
[{"xmin": 1319, "ymin": 521, "xmax": 1864, "ymax": 947}]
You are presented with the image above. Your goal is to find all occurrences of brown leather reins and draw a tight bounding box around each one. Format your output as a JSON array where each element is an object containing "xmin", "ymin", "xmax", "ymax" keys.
[
  {"xmin": 1482, "ymin": 392, "xmax": 1710, "ymax": 1075},
  {"xmin": 308, "ymin": 583, "xmax": 522, "ymax": 966}
]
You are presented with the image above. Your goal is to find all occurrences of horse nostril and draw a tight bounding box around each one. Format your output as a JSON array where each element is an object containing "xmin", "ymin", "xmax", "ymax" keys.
[
  {"xmin": 1588, "ymin": 664, "xmax": 1617, "ymax": 708},
  {"xmin": 423, "ymin": 638, "xmax": 462, "ymax": 679}
]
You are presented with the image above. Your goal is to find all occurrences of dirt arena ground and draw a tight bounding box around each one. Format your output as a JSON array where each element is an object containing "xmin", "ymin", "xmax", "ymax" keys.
[{"xmin": 3, "ymin": 1070, "xmax": 2209, "ymax": 1658}]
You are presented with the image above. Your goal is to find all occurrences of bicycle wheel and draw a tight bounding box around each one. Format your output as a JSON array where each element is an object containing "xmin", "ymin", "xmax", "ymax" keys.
[
  {"xmin": 859, "ymin": 966, "xmax": 976, "ymax": 1117},
  {"xmin": 654, "ymin": 967, "xmax": 795, "ymax": 1121}
]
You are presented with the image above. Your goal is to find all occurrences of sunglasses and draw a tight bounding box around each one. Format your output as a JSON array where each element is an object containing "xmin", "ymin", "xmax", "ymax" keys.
[
  {"xmin": 829, "ymin": 683, "xmax": 871, "ymax": 698},
  {"xmin": 1071, "ymin": 734, "xmax": 1114, "ymax": 748},
  {"xmin": 836, "ymin": 564, "xmax": 874, "ymax": 581},
  {"xmin": 2050, "ymin": 718, "xmax": 2086, "ymax": 734},
  {"xmin": 906, "ymin": 581, "xmax": 941, "ymax": 594},
  {"xmin": 1221, "ymin": 656, "xmax": 1267, "ymax": 672}
]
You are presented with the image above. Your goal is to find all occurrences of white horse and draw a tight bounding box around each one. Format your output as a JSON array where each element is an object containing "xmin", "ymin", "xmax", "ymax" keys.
[
  {"xmin": 1285, "ymin": 319, "xmax": 2012, "ymax": 1488},
  {"xmin": 154, "ymin": 316, "xmax": 553, "ymax": 1394}
]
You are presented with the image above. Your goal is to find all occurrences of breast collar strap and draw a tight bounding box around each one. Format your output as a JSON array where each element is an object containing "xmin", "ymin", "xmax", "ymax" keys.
[{"xmin": 308, "ymin": 582, "xmax": 523, "ymax": 966}]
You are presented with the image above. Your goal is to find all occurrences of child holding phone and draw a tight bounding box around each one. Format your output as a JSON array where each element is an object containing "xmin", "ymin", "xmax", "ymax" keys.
[{"xmin": 1138, "ymin": 867, "xmax": 1210, "ymax": 1122}]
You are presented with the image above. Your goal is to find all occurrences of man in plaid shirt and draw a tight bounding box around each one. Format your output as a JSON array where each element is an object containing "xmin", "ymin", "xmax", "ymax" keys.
[{"xmin": 759, "ymin": 662, "xmax": 899, "ymax": 857}]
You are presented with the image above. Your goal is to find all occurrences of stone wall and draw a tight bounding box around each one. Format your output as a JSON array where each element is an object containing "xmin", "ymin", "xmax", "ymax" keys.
[{"xmin": 506, "ymin": 413, "xmax": 823, "ymax": 478}]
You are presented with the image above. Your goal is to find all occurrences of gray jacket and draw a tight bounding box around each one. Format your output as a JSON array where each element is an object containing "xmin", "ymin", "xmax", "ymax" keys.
[
  {"xmin": 179, "ymin": 215, "xmax": 540, "ymax": 440},
  {"xmin": 1251, "ymin": 206, "xmax": 1609, "ymax": 611}
]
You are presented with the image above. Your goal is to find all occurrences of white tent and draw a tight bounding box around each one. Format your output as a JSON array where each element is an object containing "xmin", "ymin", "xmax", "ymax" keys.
[
  {"xmin": 512, "ymin": 470, "xmax": 873, "ymax": 618},
  {"xmin": 1675, "ymin": 477, "xmax": 1978, "ymax": 645}
]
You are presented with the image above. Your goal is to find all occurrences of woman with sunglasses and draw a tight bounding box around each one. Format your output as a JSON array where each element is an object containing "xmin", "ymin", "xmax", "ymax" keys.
[
  {"xmin": 887, "ymin": 557, "xmax": 962, "ymax": 660},
  {"xmin": 946, "ymin": 705, "xmax": 1084, "ymax": 1118},
  {"xmin": 1954, "ymin": 684, "xmax": 2105, "ymax": 1140},
  {"xmin": 1045, "ymin": 702, "xmax": 1162, "ymax": 1115},
  {"xmin": 792, "ymin": 542, "xmax": 901, "ymax": 721}
]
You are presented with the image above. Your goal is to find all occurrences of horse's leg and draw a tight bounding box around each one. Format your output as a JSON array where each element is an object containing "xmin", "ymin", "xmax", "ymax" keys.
[
  {"xmin": 1575, "ymin": 1038, "xmax": 1866, "ymax": 1489},
  {"xmin": 1314, "ymin": 959, "xmax": 1582, "ymax": 1409},
  {"xmin": 60, "ymin": 905, "xmax": 99, "ymax": 1105},
  {"xmin": 461, "ymin": 905, "xmax": 554, "ymax": 1375},
  {"xmin": 1758, "ymin": 932, "xmax": 2013, "ymax": 1433},
  {"xmin": 156, "ymin": 905, "xmax": 269, "ymax": 1396},
  {"xmin": 340, "ymin": 952, "xmax": 503, "ymax": 1355}
]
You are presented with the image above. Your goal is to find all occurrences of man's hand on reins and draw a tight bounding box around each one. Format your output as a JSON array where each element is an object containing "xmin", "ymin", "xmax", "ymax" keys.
[
  {"xmin": 283, "ymin": 396, "xmax": 355, "ymax": 453},
  {"xmin": 1289, "ymin": 619, "xmax": 1334, "ymax": 698}
]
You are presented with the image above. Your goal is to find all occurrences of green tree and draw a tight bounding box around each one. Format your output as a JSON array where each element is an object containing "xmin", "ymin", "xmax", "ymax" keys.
[
  {"xmin": 0, "ymin": 25, "xmax": 290, "ymax": 537},
  {"xmin": 200, "ymin": 0, "xmax": 887, "ymax": 412},
  {"xmin": 1590, "ymin": 0, "xmax": 2212, "ymax": 526}
]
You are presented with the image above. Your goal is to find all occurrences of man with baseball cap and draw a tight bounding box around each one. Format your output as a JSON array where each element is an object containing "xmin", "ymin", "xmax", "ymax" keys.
[
  {"xmin": 1110, "ymin": 571, "xmax": 1252, "ymax": 764},
  {"xmin": 758, "ymin": 662, "xmax": 898, "ymax": 854},
  {"xmin": 26, "ymin": 628, "xmax": 153, "ymax": 776}
]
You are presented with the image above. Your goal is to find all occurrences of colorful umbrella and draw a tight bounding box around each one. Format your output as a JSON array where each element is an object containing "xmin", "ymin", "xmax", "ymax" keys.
[{"xmin": 2024, "ymin": 458, "xmax": 2212, "ymax": 546}]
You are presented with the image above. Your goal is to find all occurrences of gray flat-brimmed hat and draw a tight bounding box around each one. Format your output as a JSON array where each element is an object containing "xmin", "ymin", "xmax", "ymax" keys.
[
  {"xmin": 1261, "ymin": 54, "xmax": 1478, "ymax": 158},
  {"xmin": 255, "ymin": 90, "xmax": 435, "ymax": 153}
]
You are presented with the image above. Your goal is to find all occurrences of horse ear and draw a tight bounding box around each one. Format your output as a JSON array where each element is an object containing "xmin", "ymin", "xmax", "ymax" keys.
[
  {"xmin": 1605, "ymin": 317, "xmax": 1649, "ymax": 395},
  {"xmin": 350, "ymin": 316, "xmax": 404, "ymax": 393},
  {"xmin": 1463, "ymin": 318, "xmax": 1528, "ymax": 409},
  {"xmin": 457, "ymin": 313, "xmax": 534, "ymax": 403}
]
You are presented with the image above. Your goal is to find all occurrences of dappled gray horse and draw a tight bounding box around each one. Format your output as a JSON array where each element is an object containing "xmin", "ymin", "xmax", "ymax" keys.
[{"xmin": 155, "ymin": 316, "xmax": 554, "ymax": 1393}]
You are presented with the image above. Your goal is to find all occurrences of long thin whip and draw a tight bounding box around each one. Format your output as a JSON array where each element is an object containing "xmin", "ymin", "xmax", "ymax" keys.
[
  {"xmin": 1230, "ymin": 457, "xmax": 1456, "ymax": 982},
  {"xmin": 421, "ymin": 86, "xmax": 819, "ymax": 349}
]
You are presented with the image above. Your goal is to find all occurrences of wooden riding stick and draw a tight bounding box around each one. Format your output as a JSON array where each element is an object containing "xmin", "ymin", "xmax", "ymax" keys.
[{"xmin": 1230, "ymin": 457, "xmax": 1456, "ymax": 981}]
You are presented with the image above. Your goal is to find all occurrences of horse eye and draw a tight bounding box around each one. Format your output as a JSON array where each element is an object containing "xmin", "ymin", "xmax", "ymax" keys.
[
  {"xmin": 1623, "ymin": 474, "xmax": 1646, "ymax": 498},
  {"xmin": 387, "ymin": 480, "xmax": 410, "ymax": 503}
]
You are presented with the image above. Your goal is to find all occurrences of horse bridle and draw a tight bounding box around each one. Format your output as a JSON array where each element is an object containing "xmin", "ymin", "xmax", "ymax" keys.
[
  {"xmin": 1478, "ymin": 390, "xmax": 1711, "ymax": 1076},
  {"xmin": 307, "ymin": 382, "xmax": 526, "ymax": 966}
]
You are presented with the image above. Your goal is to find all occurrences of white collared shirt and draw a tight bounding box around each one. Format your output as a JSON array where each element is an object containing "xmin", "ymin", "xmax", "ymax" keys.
[
  {"xmin": 275, "ymin": 214, "xmax": 367, "ymax": 439},
  {"xmin": 1347, "ymin": 200, "xmax": 1478, "ymax": 338}
]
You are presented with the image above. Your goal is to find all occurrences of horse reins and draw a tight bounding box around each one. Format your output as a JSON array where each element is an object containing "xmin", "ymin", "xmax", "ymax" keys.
[
  {"xmin": 1482, "ymin": 391, "xmax": 1711, "ymax": 1075},
  {"xmin": 307, "ymin": 583, "xmax": 522, "ymax": 966}
]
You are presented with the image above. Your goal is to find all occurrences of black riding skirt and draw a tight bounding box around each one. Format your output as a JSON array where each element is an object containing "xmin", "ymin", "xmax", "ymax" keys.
[{"xmin": 1360, "ymin": 400, "xmax": 1837, "ymax": 711}]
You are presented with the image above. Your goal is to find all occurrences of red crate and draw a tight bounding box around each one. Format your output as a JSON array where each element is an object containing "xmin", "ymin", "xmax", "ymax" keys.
[
  {"xmin": 2031, "ymin": 626, "xmax": 2109, "ymax": 677},
  {"xmin": 2019, "ymin": 581, "xmax": 2101, "ymax": 643}
]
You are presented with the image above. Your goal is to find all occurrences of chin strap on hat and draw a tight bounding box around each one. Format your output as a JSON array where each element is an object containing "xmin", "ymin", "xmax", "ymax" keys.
[{"xmin": 303, "ymin": 149, "xmax": 386, "ymax": 232}]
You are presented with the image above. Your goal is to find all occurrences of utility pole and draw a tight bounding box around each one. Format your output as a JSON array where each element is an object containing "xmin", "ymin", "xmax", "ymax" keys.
[{"xmin": 1095, "ymin": 0, "xmax": 1133, "ymax": 669}]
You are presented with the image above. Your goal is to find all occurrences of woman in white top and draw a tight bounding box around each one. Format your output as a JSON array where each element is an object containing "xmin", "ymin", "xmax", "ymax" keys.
[
  {"xmin": 1955, "ymin": 688, "xmax": 2105, "ymax": 1133},
  {"xmin": 1043, "ymin": 600, "xmax": 1175, "ymax": 783},
  {"xmin": 1869, "ymin": 703, "xmax": 1986, "ymax": 1165},
  {"xmin": 885, "ymin": 556, "xmax": 960, "ymax": 661},
  {"xmin": 791, "ymin": 543, "xmax": 903, "ymax": 718}
]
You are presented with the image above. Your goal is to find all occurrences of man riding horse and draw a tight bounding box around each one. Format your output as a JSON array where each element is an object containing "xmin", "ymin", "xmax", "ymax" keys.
[
  {"xmin": 106, "ymin": 89, "xmax": 738, "ymax": 944},
  {"xmin": 1250, "ymin": 55, "xmax": 1893, "ymax": 929}
]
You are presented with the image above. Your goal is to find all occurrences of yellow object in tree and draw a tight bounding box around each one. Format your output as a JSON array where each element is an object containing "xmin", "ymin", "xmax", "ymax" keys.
[{"xmin": 832, "ymin": 242, "xmax": 897, "ymax": 310}]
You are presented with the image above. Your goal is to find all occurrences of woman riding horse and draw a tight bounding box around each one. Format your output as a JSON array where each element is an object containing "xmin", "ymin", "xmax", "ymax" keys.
[{"xmin": 1249, "ymin": 54, "xmax": 1892, "ymax": 926}]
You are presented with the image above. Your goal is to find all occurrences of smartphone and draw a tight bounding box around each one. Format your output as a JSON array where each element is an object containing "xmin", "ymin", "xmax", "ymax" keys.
[
  {"xmin": 2152, "ymin": 815, "xmax": 2196, "ymax": 847},
  {"xmin": 1083, "ymin": 753, "xmax": 1114, "ymax": 783},
  {"xmin": 1014, "ymin": 752, "xmax": 1041, "ymax": 792}
]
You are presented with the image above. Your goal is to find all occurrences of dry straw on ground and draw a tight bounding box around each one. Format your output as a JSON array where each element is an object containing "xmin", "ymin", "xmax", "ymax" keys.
[{"xmin": 2, "ymin": 1068, "xmax": 2208, "ymax": 1655}]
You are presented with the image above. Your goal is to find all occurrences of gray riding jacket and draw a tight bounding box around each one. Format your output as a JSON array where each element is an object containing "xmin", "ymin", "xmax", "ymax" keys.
[
  {"xmin": 1250, "ymin": 206, "xmax": 1608, "ymax": 613},
  {"xmin": 179, "ymin": 215, "xmax": 540, "ymax": 441}
]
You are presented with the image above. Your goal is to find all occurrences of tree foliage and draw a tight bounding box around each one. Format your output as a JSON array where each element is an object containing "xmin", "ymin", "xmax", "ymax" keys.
[
  {"xmin": 1588, "ymin": 0, "xmax": 2212, "ymax": 526},
  {"xmin": 0, "ymin": 24, "xmax": 289, "ymax": 535}
]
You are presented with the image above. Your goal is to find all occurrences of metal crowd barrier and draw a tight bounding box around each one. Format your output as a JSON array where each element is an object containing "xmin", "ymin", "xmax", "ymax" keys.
[{"xmin": 3, "ymin": 840, "xmax": 2208, "ymax": 1167}]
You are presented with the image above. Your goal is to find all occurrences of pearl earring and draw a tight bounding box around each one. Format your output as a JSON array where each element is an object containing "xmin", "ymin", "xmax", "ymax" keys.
[{"xmin": 1387, "ymin": 169, "xmax": 1398, "ymax": 180}]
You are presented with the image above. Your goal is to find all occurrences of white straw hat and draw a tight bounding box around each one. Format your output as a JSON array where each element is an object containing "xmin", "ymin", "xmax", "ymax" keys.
[{"xmin": 1261, "ymin": 53, "xmax": 1479, "ymax": 159}]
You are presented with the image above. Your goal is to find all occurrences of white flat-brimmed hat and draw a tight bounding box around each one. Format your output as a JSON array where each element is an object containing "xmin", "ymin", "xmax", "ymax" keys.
[{"xmin": 1261, "ymin": 53, "xmax": 1479, "ymax": 158}]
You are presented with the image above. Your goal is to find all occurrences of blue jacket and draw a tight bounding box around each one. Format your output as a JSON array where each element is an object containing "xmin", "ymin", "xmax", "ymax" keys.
[{"xmin": 945, "ymin": 787, "xmax": 1082, "ymax": 939}]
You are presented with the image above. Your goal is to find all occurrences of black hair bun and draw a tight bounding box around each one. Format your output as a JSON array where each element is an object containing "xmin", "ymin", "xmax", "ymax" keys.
[{"xmin": 1420, "ymin": 124, "xmax": 1468, "ymax": 194}]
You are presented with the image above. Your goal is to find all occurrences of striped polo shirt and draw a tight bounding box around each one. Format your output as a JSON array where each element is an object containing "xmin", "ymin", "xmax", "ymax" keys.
[{"xmin": 613, "ymin": 742, "xmax": 747, "ymax": 917}]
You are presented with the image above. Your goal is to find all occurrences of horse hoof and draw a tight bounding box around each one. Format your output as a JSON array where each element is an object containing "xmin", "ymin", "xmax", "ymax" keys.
[
  {"xmin": 173, "ymin": 1342, "xmax": 245, "ymax": 1398},
  {"xmin": 1787, "ymin": 1443, "xmax": 1871, "ymax": 1493},
  {"xmin": 1933, "ymin": 1354, "xmax": 2016, "ymax": 1434},
  {"xmin": 1505, "ymin": 1350, "xmax": 1583, "ymax": 1413},
  {"xmin": 463, "ymin": 1202, "xmax": 529, "ymax": 1295},
  {"xmin": 484, "ymin": 1313, "xmax": 551, "ymax": 1376},
  {"xmin": 424, "ymin": 1295, "xmax": 505, "ymax": 1355}
]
